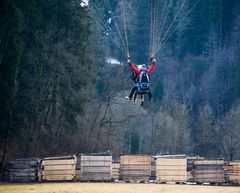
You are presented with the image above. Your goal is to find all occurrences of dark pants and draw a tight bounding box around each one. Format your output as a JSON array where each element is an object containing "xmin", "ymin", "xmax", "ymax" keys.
[
  {"xmin": 129, "ymin": 85, "xmax": 138, "ymax": 100},
  {"xmin": 129, "ymin": 86, "xmax": 152, "ymax": 101}
]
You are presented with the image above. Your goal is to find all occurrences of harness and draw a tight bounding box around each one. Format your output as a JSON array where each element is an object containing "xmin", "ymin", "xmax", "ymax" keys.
[
  {"xmin": 131, "ymin": 70, "xmax": 138, "ymax": 83},
  {"xmin": 137, "ymin": 69, "xmax": 150, "ymax": 94}
]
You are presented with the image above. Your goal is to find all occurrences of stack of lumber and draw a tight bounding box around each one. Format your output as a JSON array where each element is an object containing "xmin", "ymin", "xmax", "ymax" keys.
[
  {"xmin": 156, "ymin": 158, "xmax": 187, "ymax": 183},
  {"xmin": 80, "ymin": 155, "xmax": 112, "ymax": 181},
  {"xmin": 41, "ymin": 156, "xmax": 76, "ymax": 181},
  {"xmin": 7, "ymin": 158, "xmax": 39, "ymax": 182},
  {"xmin": 112, "ymin": 162, "xmax": 120, "ymax": 180},
  {"xmin": 226, "ymin": 161, "xmax": 240, "ymax": 184},
  {"xmin": 186, "ymin": 157, "xmax": 204, "ymax": 182},
  {"xmin": 192, "ymin": 160, "xmax": 224, "ymax": 183},
  {"xmin": 120, "ymin": 155, "xmax": 151, "ymax": 182}
]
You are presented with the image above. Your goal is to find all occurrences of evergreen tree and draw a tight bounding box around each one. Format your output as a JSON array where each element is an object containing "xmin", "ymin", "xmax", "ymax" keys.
[{"xmin": 0, "ymin": 0, "xmax": 24, "ymax": 168}]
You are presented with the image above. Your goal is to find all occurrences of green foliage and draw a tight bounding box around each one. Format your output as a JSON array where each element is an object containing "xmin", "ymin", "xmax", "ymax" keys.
[{"xmin": 0, "ymin": 0, "xmax": 97, "ymax": 156}]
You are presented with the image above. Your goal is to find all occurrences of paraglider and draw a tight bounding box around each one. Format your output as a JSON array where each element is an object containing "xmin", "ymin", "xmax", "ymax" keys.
[
  {"xmin": 125, "ymin": 56, "xmax": 156, "ymax": 106},
  {"xmin": 89, "ymin": 0, "xmax": 200, "ymax": 106}
]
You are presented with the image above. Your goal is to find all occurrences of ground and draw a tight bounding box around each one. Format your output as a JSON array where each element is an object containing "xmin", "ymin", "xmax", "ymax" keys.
[{"xmin": 0, "ymin": 182, "xmax": 240, "ymax": 193}]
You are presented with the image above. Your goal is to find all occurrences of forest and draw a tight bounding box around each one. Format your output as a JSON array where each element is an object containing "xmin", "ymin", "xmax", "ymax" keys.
[{"xmin": 1, "ymin": 0, "xmax": 240, "ymax": 170}]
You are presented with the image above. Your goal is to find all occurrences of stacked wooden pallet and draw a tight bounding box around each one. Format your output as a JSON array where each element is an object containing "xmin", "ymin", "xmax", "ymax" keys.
[
  {"xmin": 7, "ymin": 158, "xmax": 39, "ymax": 182},
  {"xmin": 186, "ymin": 157, "xmax": 204, "ymax": 182},
  {"xmin": 192, "ymin": 160, "xmax": 224, "ymax": 183},
  {"xmin": 80, "ymin": 155, "xmax": 112, "ymax": 181},
  {"xmin": 120, "ymin": 155, "xmax": 151, "ymax": 182},
  {"xmin": 226, "ymin": 161, "xmax": 240, "ymax": 184},
  {"xmin": 41, "ymin": 156, "xmax": 76, "ymax": 181},
  {"xmin": 156, "ymin": 158, "xmax": 187, "ymax": 183},
  {"xmin": 112, "ymin": 162, "xmax": 120, "ymax": 180}
]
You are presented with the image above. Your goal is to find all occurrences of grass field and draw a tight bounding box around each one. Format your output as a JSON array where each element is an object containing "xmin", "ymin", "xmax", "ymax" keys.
[{"xmin": 0, "ymin": 182, "xmax": 240, "ymax": 193}]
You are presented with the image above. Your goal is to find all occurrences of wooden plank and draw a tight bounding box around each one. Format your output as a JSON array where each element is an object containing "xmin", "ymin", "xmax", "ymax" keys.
[
  {"xmin": 81, "ymin": 167, "xmax": 111, "ymax": 172},
  {"xmin": 81, "ymin": 162, "xmax": 112, "ymax": 167},
  {"xmin": 121, "ymin": 176, "xmax": 149, "ymax": 181},
  {"xmin": 42, "ymin": 175, "xmax": 74, "ymax": 181},
  {"xmin": 195, "ymin": 179, "xmax": 224, "ymax": 183},
  {"xmin": 9, "ymin": 172, "xmax": 37, "ymax": 177},
  {"xmin": 157, "ymin": 176, "xmax": 187, "ymax": 182},
  {"xmin": 112, "ymin": 163, "xmax": 120, "ymax": 168},
  {"xmin": 42, "ymin": 170, "xmax": 74, "ymax": 175},
  {"xmin": 8, "ymin": 160, "xmax": 39, "ymax": 165},
  {"xmin": 8, "ymin": 168, "xmax": 37, "ymax": 173},
  {"xmin": 120, "ymin": 166, "xmax": 150, "ymax": 169},
  {"xmin": 120, "ymin": 155, "xmax": 150, "ymax": 165},
  {"xmin": 193, "ymin": 160, "xmax": 224, "ymax": 165},
  {"xmin": 120, "ymin": 172, "xmax": 150, "ymax": 177},
  {"xmin": 193, "ymin": 170, "xmax": 224, "ymax": 175},
  {"xmin": 42, "ymin": 159, "xmax": 75, "ymax": 166},
  {"xmin": 229, "ymin": 161, "xmax": 240, "ymax": 165},
  {"xmin": 156, "ymin": 166, "xmax": 186, "ymax": 170},
  {"xmin": 44, "ymin": 156, "xmax": 75, "ymax": 160},
  {"xmin": 9, "ymin": 176, "xmax": 37, "ymax": 182},
  {"xmin": 43, "ymin": 165, "xmax": 74, "ymax": 170},
  {"xmin": 7, "ymin": 164, "xmax": 38, "ymax": 169},
  {"xmin": 156, "ymin": 158, "xmax": 186, "ymax": 166},
  {"xmin": 81, "ymin": 156, "xmax": 112, "ymax": 161},
  {"xmin": 81, "ymin": 176, "xmax": 111, "ymax": 181},
  {"xmin": 156, "ymin": 170, "xmax": 186, "ymax": 175}
]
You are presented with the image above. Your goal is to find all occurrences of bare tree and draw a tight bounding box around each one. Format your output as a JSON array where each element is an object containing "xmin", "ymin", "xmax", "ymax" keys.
[
  {"xmin": 195, "ymin": 104, "xmax": 218, "ymax": 157},
  {"xmin": 215, "ymin": 105, "xmax": 240, "ymax": 160},
  {"xmin": 152, "ymin": 100, "xmax": 190, "ymax": 155}
]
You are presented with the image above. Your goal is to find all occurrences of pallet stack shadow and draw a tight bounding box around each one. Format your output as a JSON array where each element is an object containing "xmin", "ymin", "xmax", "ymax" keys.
[
  {"xmin": 226, "ymin": 161, "xmax": 240, "ymax": 184},
  {"xmin": 40, "ymin": 156, "xmax": 76, "ymax": 181},
  {"xmin": 120, "ymin": 155, "xmax": 151, "ymax": 182},
  {"xmin": 80, "ymin": 155, "xmax": 112, "ymax": 181},
  {"xmin": 192, "ymin": 160, "xmax": 224, "ymax": 183},
  {"xmin": 7, "ymin": 158, "xmax": 39, "ymax": 182}
]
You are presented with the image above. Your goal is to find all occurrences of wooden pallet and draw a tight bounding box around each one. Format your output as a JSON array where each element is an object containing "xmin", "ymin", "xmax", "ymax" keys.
[
  {"xmin": 7, "ymin": 158, "xmax": 40, "ymax": 182},
  {"xmin": 40, "ymin": 156, "xmax": 76, "ymax": 181},
  {"xmin": 192, "ymin": 160, "xmax": 224, "ymax": 183},
  {"xmin": 120, "ymin": 155, "xmax": 151, "ymax": 182},
  {"xmin": 226, "ymin": 161, "xmax": 240, "ymax": 184},
  {"xmin": 80, "ymin": 155, "xmax": 112, "ymax": 181},
  {"xmin": 156, "ymin": 158, "xmax": 187, "ymax": 183}
]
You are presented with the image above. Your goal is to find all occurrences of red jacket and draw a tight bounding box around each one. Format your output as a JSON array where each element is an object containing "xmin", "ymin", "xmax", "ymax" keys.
[{"xmin": 129, "ymin": 63, "xmax": 155, "ymax": 78}]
